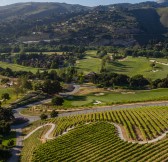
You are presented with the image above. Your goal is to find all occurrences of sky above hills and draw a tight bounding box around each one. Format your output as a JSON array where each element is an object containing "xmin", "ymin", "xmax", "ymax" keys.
[{"xmin": 0, "ymin": 0, "xmax": 155, "ymax": 6}]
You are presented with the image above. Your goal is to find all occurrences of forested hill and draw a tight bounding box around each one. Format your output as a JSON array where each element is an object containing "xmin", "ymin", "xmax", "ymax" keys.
[
  {"xmin": 1, "ymin": 1, "xmax": 168, "ymax": 46},
  {"xmin": 0, "ymin": 2, "xmax": 90, "ymax": 21}
]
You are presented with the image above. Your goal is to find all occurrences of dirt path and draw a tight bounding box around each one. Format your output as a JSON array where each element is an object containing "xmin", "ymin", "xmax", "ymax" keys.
[
  {"xmin": 24, "ymin": 123, "xmax": 55, "ymax": 140},
  {"xmin": 24, "ymin": 122, "xmax": 168, "ymax": 145}
]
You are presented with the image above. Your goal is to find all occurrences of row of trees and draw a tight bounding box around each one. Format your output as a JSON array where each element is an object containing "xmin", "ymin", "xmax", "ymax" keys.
[
  {"xmin": 34, "ymin": 80, "xmax": 62, "ymax": 95},
  {"xmin": 0, "ymin": 66, "xmax": 78, "ymax": 84},
  {"xmin": 124, "ymin": 49, "xmax": 168, "ymax": 58},
  {"xmin": 0, "ymin": 52, "xmax": 82, "ymax": 69},
  {"xmin": 12, "ymin": 77, "xmax": 62, "ymax": 99},
  {"xmin": 0, "ymin": 44, "xmax": 86, "ymax": 53},
  {"xmin": 90, "ymin": 72, "xmax": 168, "ymax": 89}
]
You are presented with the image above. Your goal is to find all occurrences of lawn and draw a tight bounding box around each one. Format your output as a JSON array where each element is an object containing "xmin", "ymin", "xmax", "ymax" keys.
[
  {"xmin": 0, "ymin": 61, "xmax": 39, "ymax": 73},
  {"xmin": 76, "ymin": 50, "xmax": 102, "ymax": 74},
  {"xmin": 0, "ymin": 87, "xmax": 18, "ymax": 106},
  {"xmin": 76, "ymin": 51, "xmax": 168, "ymax": 80},
  {"xmin": 65, "ymin": 88, "xmax": 168, "ymax": 107},
  {"xmin": 106, "ymin": 56, "xmax": 168, "ymax": 80},
  {"xmin": 2, "ymin": 51, "xmax": 168, "ymax": 80},
  {"xmin": 20, "ymin": 88, "xmax": 168, "ymax": 113}
]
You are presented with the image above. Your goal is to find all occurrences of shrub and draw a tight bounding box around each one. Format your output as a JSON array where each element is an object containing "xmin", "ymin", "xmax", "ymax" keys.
[
  {"xmin": 50, "ymin": 110, "xmax": 58, "ymax": 118},
  {"xmin": 40, "ymin": 114, "xmax": 48, "ymax": 120},
  {"xmin": 52, "ymin": 96, "xmax": 64, "ymax": 106}
]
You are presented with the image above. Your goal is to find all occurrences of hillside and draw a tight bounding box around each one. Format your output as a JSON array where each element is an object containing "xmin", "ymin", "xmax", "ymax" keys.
[
  {"xmin": 0, "ymin": 2, "xmax": 90, "ymax": 21},
  {"xmin": 0, "ymin": 2, "xmax": 168, "ymax": 46}
]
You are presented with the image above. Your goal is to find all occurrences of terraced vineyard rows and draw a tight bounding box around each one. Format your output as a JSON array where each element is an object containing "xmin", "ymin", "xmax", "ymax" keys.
[
  {"xmin": 32, "ymin": 122, "xmax": 168, "ymax": 162},
  {"xmin": 50, "ymin": 106, "xmax": 168, "ymax": 141},
  {"xmin": 21, "ymin": 126, "xmax": 51, "ymax": 162},
  {"xmin": 22, "ymin": 106, "xmax": 168, "ymax": 162}
]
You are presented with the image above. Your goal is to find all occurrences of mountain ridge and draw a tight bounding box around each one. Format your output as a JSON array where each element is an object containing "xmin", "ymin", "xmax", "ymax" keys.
[{"xmin": 0, "ymin": 1, "xmax": 168, "ymax": 46}]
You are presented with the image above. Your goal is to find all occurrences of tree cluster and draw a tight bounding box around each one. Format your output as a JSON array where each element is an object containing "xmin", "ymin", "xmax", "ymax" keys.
[
  {"xmin": 124, "ymin": 48, "xmax": 168, "ymax": 58},
  {"xmin": 0, "ymin": 107, "xmax": 14, "ymax": 161},
  {"xmin": 34, "ymin": 80, "xmax": 62, "ymax": 95},
  {"xmin": 90, "ymin": 72, "xmax": 150, "ymax": 89}
]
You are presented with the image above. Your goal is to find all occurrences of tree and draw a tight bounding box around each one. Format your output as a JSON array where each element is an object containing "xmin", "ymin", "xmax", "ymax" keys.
[
  {"xmin": 50, "ymin": 110, "xmax": 58, "ymax": 118},
  {"xmin": 115, "ymin": 74, "xmax": 129, "ymax": 86},
  {"xmin": 40, "ymin": 114, "xmax": 48, "ymax": 120},
  {"xmin": 49, "ymin": 70, "xmax": 59, "ymax": 80},
  {"xmin": 42, "ymin": 80, "xmax": 62, "ymax": 94},
  {"xmin": 78, "ymin": 72, "xmax": 84, "ymax": 84},
  {"xmin": 152, "ymin": 79, "xmax": 162, "ymax": 88},
  {"xmin": 52, "ymin": 96, "xmax": 64, "ymax": 106},
  {"xmin": 129, "ymin": 75, "xmax": 149, "ymax": 88},
  {"xmin": 0, "ymin": 121, "xmax": 11, "ymax": 134},
  {"xmin": 7, "ymin": 140, "xmax": 14, "ymax": 147},
  {"xmin": 13, "ymin": 84, "xmax": 22, "ymax": 99},
  {"xmin": 13, "ymin": 77, "xmax": 26, "ymax": 98},
  {"xmin": 1, "ymin": 93, "xmax": 10, "ymax": 103},
  {"xmin": 0, "ymin": 107, "xmax": 14, "ymax": 121},
  {"xmin": 21, "ymin": 78, "xmax": 32, "ymax": 90}
]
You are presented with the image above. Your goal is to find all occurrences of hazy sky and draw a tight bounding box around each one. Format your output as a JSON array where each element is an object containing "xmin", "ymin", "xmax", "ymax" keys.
[{"xmin": 0, "ymin": 0, "xmax": 155, "ymax": 6}]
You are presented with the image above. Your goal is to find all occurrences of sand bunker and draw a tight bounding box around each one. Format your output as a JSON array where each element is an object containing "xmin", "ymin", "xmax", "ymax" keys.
[
  {"xmin": 94, "ymin": 93, "xmax": 105, "ymax": 96},
  {"xmin": 121, "ymin": 92, "xmax": 135, "ymax": 94},
  {"xmin": 93, "ymin": 100, "xmax": 102, "ymax": 105}
]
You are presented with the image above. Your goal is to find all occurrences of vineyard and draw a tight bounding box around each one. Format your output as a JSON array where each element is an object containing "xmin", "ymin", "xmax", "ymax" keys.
[
  {"xmin": 21, "ymin": 126, "xmax": 51, "ymax": 162},
  {"xmin": 22, "ymin": 106, "xmax": 168, "ymax": 162}
]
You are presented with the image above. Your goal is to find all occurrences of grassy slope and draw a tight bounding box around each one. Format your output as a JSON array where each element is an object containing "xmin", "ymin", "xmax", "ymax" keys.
[
  {"xmin": 106, "ymin": 56, "xmax": 168, "ymax": 80},
  {"xmin": 1, "ymin": 51, "xmax": 168, "ymax": 80},
  {"xmin": 65, "ymin": 88, "xmax": 168, "ymax": 107},
  {"xmin": 77, "ymin": 51, "xmax": 168, "ymax": 80},
  {"xmin": 76, "ymin": 50, "xmax": 102, "ymax": 74},
  {"xmin": 20, "ymin": 88, "xmax": 168, "ymax": 111},
  {"xmin": 0, "ymin": 87, "xmax": 18, "ymax": 105},
  {"xmin": 0, "ymin": 61, "xmax": 38, "ymax": 73}
]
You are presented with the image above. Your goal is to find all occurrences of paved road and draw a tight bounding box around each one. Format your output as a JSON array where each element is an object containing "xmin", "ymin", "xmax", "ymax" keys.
[{"xmin": 59, "ymin": 101, "xmax": 168, "ymax": 117}]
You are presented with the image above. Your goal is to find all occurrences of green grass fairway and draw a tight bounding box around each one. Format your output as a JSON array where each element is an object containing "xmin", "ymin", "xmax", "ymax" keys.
[
  {"xmin": 0, "ymin": 61, "xmax": 39, "ymax": 73},
  {"xmin": 77, "ymin": 51, "xmax": 168, "ymax": 80},
  {"xmin": 106, "ymin": 56, "xmax": 168, "ymax": 80},
  {"xmin": 76, "ymin": 50, "xmax": 102, "ymax": 73},
  {"xmin": 65, "ymin": 88, "xmax": 168, "ymax": 107}
]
